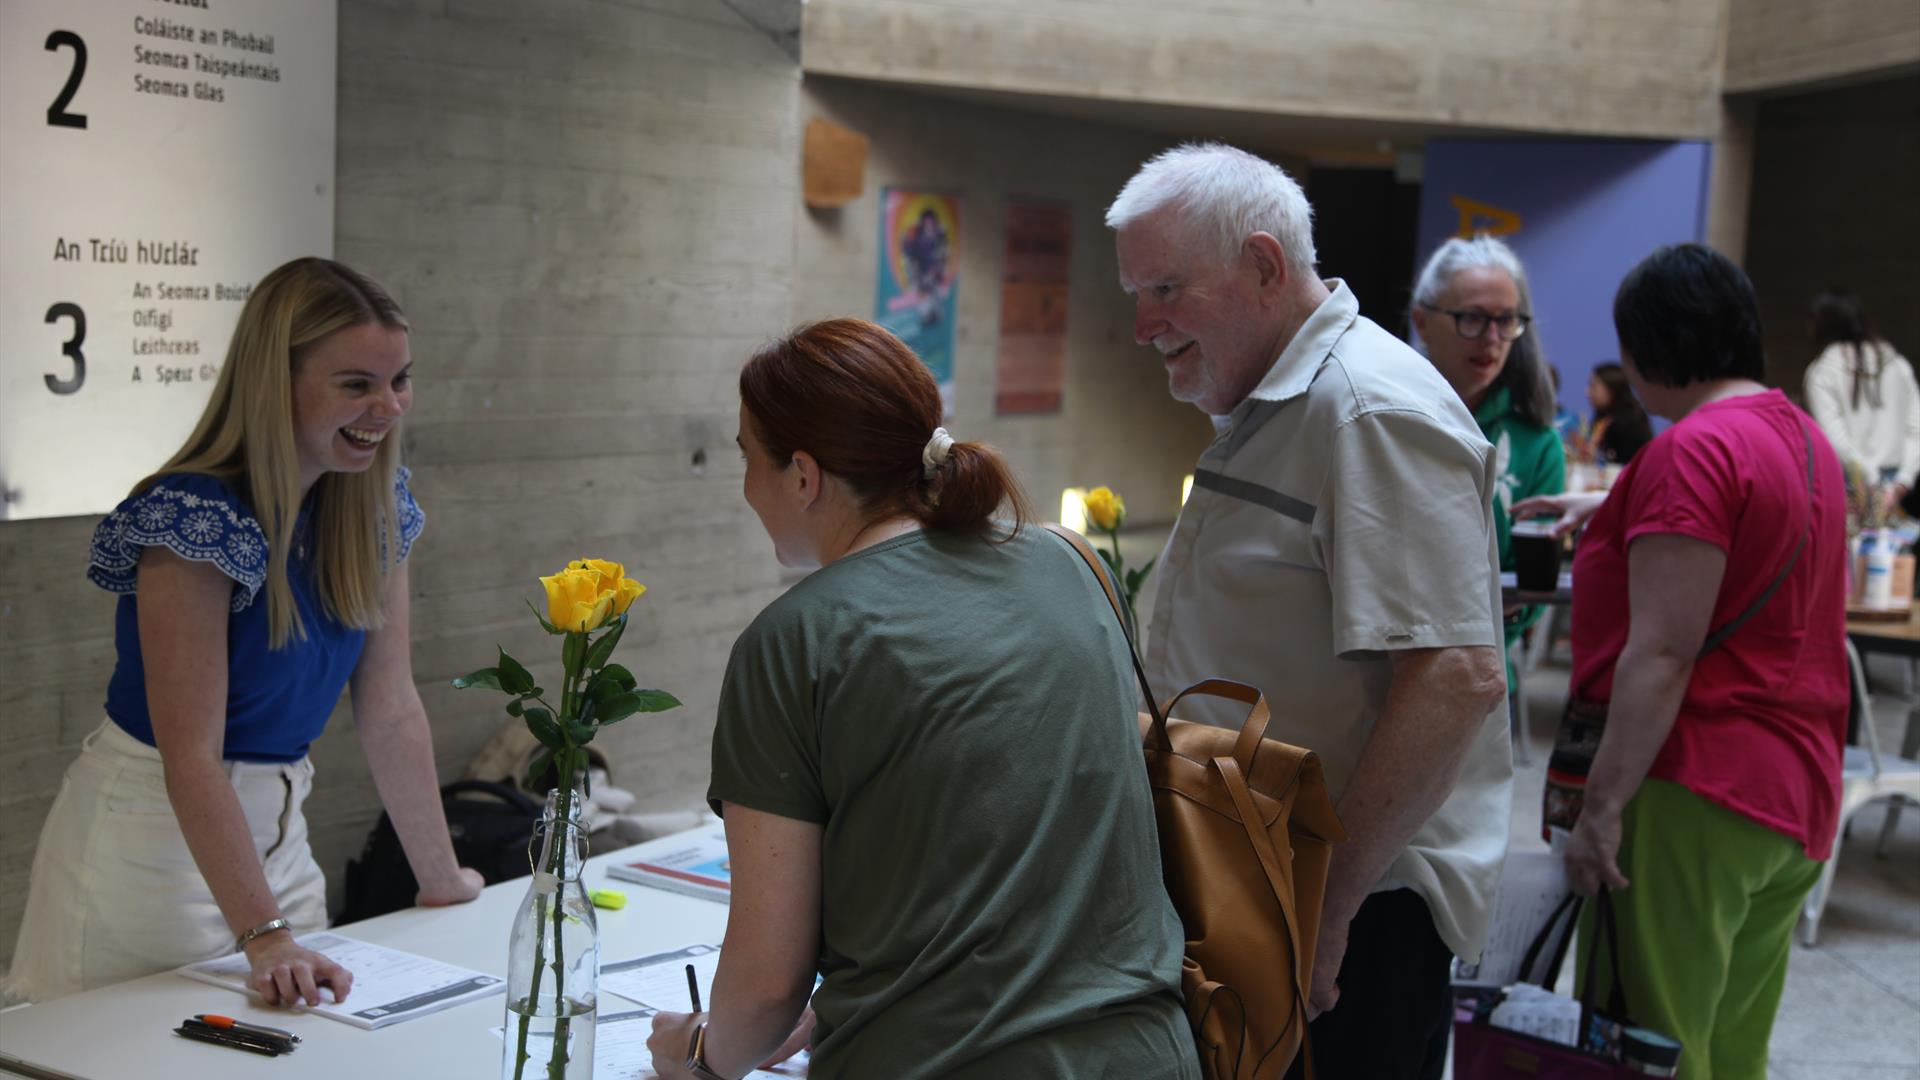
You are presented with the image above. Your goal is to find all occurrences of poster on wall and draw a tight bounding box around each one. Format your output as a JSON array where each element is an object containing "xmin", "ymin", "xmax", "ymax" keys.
[
  {"xmin": 994, "ymin": 201, "xmax": 1071, "ymax": 415},
  {"xmin": 874, "ymin": 188, "xmax": 960, "ymax": 412},
  {"xmin": 0, "ymin": 1, "xmax": 336, "ymax": 521}
]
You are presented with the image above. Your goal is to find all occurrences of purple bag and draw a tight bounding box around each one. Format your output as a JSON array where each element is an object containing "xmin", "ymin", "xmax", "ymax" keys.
[{"xmin": 1454, "ymin": 891, "xmax": 1659, "ymax": 1079}]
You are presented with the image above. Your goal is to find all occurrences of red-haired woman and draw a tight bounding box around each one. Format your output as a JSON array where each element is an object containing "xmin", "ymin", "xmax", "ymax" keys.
[{"xmin": 648, "ymin": 319, "xmax": 1196, "ymax": 1080}]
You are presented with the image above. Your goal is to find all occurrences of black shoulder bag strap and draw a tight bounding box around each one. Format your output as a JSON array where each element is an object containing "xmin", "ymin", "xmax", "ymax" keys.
[{"xmin": 1694, "ymin": 422, "xmax": 1816, "ymax": 658}]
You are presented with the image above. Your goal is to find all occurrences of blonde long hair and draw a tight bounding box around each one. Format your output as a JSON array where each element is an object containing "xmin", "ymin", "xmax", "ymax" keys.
[{"xmin": 135, "ymin": 257, "xmax": 410, "ymax": 648}]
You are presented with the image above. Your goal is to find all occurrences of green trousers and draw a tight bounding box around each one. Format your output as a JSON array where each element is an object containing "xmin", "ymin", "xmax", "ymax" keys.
[{"xmin": 1576, "ymin": 779, "xmax": 1822, "ymax": 1080}]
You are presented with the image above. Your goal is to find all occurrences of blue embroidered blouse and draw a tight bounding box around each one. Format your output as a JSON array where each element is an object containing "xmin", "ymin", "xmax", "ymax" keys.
[{"xmin": 88, "ymin": 469, "xmax": 424, "ymax": 763}]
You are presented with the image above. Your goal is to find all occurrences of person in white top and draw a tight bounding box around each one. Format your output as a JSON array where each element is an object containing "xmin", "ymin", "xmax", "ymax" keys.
[{"xmin": 1802, "ymin": 291, "xmax": 1920, "ymax": 498}]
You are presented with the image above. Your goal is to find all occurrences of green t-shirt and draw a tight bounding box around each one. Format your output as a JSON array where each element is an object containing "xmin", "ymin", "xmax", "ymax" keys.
[
  {"xmin": 710, "ymin": 527, "xmax": 1197, "ymax": 1080},
  {"xmin": 1476, "ymin": 384, "xmax": 1568, "ymax": 645}
]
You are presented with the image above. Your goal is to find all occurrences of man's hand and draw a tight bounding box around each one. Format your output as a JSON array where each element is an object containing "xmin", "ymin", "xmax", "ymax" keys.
[{"xmin": 1306, "ymin": 917, "xmax": 1347, "ymax": 1019}]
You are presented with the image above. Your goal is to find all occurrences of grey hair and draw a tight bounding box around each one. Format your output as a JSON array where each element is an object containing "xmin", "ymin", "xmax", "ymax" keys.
[
  {"xmin": 1105, "ymin": 142, "xmax": 1317, "ymax": 277},
  {"xmin": 1410, "ymin": 234, "xmax": 1559, "ymax": 428}
]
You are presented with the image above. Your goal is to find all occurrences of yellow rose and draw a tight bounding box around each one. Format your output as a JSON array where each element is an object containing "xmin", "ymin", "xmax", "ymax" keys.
[
  {"xmin": 541, "ymin": 566, "xmax": 615, "ymax": 632},
  {"xmin": 568, "ymin": 557, "xmax": 626, "ymax": 584},
  {"xmin": 611, "ymin": 576, "xmax": 646, "ymax": 616},
  {"xmin": 1084, "ymin": 486, "xmax": 1124, "ymax": 531}
]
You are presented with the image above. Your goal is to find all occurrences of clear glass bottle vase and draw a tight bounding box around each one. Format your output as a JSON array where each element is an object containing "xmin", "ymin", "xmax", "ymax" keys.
[{"xmin": 501, "ymin": 783, "xmax": 598, "ymax": 1080}]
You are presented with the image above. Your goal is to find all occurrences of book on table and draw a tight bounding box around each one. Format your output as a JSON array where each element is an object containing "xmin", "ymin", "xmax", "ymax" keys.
[
  {"xmin": 175, "ymin": 931, "xmax": 504, "ymax": 1030},
  {"xmin": 606, "ymin": 822, "xmax": 731, "ymax": 903}
]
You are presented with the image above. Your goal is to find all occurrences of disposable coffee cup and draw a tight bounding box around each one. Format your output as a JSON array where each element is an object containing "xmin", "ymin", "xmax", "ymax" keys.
[{"xmin": 1511, "ymin": 519, "xmax": 1562, "ymax": 593}]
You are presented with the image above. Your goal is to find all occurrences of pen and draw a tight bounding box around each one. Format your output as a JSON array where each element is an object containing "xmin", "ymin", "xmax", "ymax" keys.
[
  {"xmin": 174, "ymin": 1024, "xmax": 285, "ymax": 1057},
  {"xmin": 181, "ymin": 1018, "xmax": 293, "ymax": 1053},
  {"xmin": 196, "ymin": 1014, "xmax": 301, "ymax": 1046},
  {"xmin": 686, "ymin": 963, "xmax": 702, "ymax": 1013}
]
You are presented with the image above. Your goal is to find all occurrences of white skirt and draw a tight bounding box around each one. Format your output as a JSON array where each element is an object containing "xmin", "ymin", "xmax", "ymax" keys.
[{"xmin": 1, "ymin": 719, "xmax": 329, "ymax": 1004}]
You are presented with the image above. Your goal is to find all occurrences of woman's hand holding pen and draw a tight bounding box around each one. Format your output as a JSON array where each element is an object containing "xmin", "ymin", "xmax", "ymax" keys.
[{"xmin": 244, "ymin": 930, "xmax": 352, "ymax": 1008}]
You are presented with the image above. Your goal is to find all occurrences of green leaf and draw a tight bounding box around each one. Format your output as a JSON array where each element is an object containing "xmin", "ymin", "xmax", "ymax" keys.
[
  {"xmin": 595, "ymin": 689, "xmax": 683, "ymax": 726},
  {"xmin": 584, "ymin": 615, "xmax": 627, "ymax": 669},
  {"xmin": 562, "ymin": 631, "xmax": 586, "ymax": 676},
  {"xmin": 1096, "ymin": 546, "xmax": 1120, "ymax": 573},
  {"xmin": 524, "ymin": 746, "xmax": 555, "ymax": 791},
  {"xmin": 505, "ymin": 698, "xmax": 524, "ymax": 717},
  {"xmin": 522, "ymin": 706, "xmax": 563, "ymax": 748},
  {"xmin": 1137, "ymin": 555, "xmax": 1155, "ymax": 579},
  {"xmin": 1124, "ymin": 568, "xmax": 1144, "ymax": 592},
  {"xmin": 631, "ymin": 689, "xmax": 682, "ymax": 712},
  {"xmin": 452, "ymin": 667, "xmax": 502, "ymax": 691},
  {"xmin": 497, "ymin": 649, "xmax": 536, "ymax": 695},
  {"xmin": 524, "ymin": 598, "xmax": 562, "ymax": 635},
  {"xmin": 566, "ymin": 719, "xmax": 597, "ymax": 746},
  {"xmin": 587, "ymin": 664, "xmax": 638, "ymax": 703}
]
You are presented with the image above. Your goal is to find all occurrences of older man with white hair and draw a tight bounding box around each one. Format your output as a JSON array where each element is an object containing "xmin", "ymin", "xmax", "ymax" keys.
[{"xmin": 1108, "ymin": 143, "xmax": 1512, "ymax": 1079}]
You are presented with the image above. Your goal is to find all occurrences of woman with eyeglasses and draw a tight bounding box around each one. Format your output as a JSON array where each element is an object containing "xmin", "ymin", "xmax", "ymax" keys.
[{"xmin": 1410, "ymin": 235, "xmax": 1567, "ymax": 685}]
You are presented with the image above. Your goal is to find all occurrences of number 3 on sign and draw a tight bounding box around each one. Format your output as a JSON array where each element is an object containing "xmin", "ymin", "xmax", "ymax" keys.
[
  {"xmin": 45, "ymin": 303, "xmax": 86, "ymax": 395},
  {"xmin": 46, "ymin": 30, "xmax": 88, "ymax": 129}
]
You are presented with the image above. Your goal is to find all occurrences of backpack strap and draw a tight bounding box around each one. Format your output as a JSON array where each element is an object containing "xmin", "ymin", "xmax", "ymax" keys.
[
  {"xmin": 1218, "ymin": 753, "xmax": 1314, "ymax": 1080},
  {"xmin": 1044, "ymin": 523, "xmax": 1167, "ymax": 734},
  {"xmin": 1695, "ymin": 422, "xmax": 1816, "ymax": 658}
]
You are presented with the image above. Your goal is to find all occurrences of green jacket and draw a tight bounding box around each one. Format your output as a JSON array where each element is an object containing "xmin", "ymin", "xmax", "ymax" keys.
[{"xmin": 1474, "ymin": 386, "xmax": 1567, "ymax": 644}]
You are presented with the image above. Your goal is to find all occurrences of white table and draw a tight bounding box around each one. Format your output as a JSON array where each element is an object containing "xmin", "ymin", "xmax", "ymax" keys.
[{"xmin": 0, "ymin": 829, "xmax": 730, "ymax": 1079}]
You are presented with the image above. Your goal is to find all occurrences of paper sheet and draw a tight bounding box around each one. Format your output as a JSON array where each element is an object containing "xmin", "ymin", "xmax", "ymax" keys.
[
  {"xmin": 600, "ymin": 943, "xmax": 721, "ymax": 1011},
  {"xmin": 490, "ymin": 1007, "xmax": 808, "ymax": 1078},
  {"xmin": 1453, "ymin": 850, "xmax": 1574, "ymax": 988},
  {"xmin": 176, "ymin": 931, "xmax": 503, "ymax": 1029}
]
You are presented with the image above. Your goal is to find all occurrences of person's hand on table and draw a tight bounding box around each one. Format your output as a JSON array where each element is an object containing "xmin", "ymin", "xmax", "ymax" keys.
[
  {"xmin": 1512, "ymin": 491, "xmax": 1608, "ymax": 540},
  {"xmin": 648, "ymin": 1010, "xmax": 704, "ymax": 1079},
  {"xmin": 245, "ymin": 930, "xmax": 352, "ymax": 1007},
  {"xmin": 761, "ymin": 1007, "xmax": 815, "ymax": 1066},
  {"xmin": 415, "ymin": 865, "xmax": 486, "ymax": 907}
]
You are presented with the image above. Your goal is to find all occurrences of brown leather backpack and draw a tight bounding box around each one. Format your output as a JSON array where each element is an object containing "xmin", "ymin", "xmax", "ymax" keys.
[{"xmin": 1049, "ymin": 525, "xmax": 1346, "ymax": 1079}]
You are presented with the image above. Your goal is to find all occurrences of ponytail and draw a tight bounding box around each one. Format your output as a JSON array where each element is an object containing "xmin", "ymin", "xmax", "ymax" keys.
[{"xmin": 741, "ymin": 319, "xmax": 1031, "ymax": 539}]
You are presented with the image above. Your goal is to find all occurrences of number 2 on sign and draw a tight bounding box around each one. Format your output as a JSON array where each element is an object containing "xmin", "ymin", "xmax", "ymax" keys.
[
  {"xmin": 45, "ymin": 303, "xmax": 86, "ymax": 395},
  {"xmin": 45, "ymin": 30, "xmax": 88, "ymax": 129}
]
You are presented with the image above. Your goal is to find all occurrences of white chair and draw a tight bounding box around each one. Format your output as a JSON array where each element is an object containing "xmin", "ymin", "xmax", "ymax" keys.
[{"xmin": 1798, "ymin": 639, "xmax": 1920, "ymax": 945}]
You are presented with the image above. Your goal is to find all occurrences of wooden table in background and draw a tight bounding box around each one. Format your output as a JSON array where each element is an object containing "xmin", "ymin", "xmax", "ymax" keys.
[{"xmin": 1847, "ymin": 607, "xmax": 1920, "ymax": 759}]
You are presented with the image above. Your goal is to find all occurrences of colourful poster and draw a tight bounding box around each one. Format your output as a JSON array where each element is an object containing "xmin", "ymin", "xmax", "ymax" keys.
[
  {"xmin": 994, "ymin": 201, "xmax": 1071, "ymax": 415},
  {"xmin": 875, "ymin": 188, "xmax": 960, "ymax": 410}
]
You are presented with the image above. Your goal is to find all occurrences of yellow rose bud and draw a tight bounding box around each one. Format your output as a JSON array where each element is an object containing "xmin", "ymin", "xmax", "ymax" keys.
[
  {"xmin": 541, "ymin": 566, "xmax": 615, "ymax": 632},
  {"xmin": 1084, "ymin": 486, "xmax": 1124, "ymax": 531},
  {"xmin": 568, "ymin": 558, "xmax": 626, "ymax": 589},
  {"xmin": 611, "ymin": 577, "xmax": 646, "ymax": 616}
]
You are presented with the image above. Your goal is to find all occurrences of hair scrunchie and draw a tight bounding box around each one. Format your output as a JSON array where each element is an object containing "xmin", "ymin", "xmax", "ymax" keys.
[{"xmin": 921, "ymin": 427, "xmax": 955, "ymax": 479}]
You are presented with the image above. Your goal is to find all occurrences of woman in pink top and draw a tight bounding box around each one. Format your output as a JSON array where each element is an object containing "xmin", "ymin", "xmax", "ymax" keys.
[{"xmin": 1515, "ymin": 244, "xmax": 1848, "ymax": 1080}]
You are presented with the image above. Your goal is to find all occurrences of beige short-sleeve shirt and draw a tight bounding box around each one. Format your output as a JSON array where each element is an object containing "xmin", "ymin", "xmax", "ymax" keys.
[{"xmin": 1144, "ymin": 281, "xmax": 1512, "ymax": 961}]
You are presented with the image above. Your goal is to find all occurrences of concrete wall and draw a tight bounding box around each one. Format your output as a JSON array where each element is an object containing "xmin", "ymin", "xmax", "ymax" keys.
[
  {"xmin": 1743, "ymin": 75, "xmax": 1920, "ymax": 396},
  {"xmin": 1725, "ymin": 0, "xmax": 1920, "ymax": 93},
  {"xmin": 0, "ymin": 0, "xmax": 805, "ymax": 967},
  {"xmin": 0, "ymin": 3, "xmax": 1219, "ymax": 969},
  {"xmin": 801, "ymin": 0, "xmax": 1732, "ymax": 139},
  {"xmin": 795, "ymin": 77, "xmax": 1214, "ymax": 528}
]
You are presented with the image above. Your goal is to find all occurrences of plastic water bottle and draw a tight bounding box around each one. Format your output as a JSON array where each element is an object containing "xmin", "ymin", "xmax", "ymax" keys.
[{"xmin": 1864, "ymin": 530, "xmax": 1897, "ymax": 610}]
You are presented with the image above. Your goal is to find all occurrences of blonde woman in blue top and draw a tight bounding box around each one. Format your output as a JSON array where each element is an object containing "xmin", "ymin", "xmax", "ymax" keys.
[{"xmin": 2, "ymin": 258, "xmax": 482, "ymax": 1007}]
